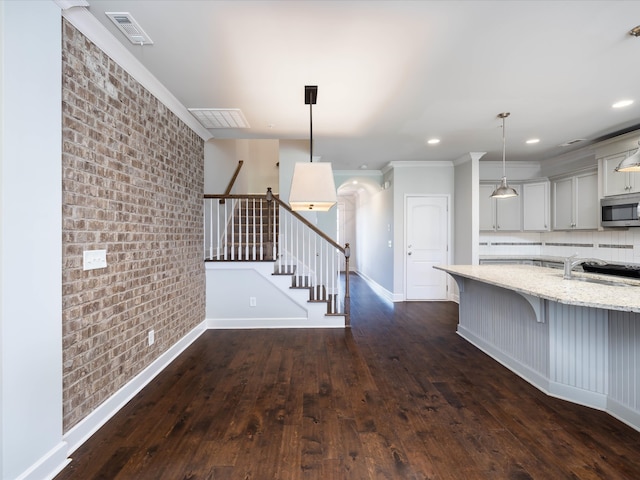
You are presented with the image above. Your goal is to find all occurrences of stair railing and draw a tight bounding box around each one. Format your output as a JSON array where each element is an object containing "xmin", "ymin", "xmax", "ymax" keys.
[
  {"xmin": 204, "ymin": 193, "xmax": 276, "ymax": 261},
  {"xmin": 203, "ymin": 188, "xmax": 350, "ymax": 325},
  {"xmin": 219, "ymin": 160, "xmax": 244, "ymax": 204}
]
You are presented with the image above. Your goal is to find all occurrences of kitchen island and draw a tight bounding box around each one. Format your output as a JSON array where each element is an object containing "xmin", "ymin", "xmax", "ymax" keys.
[{"xmin": 436, "ymin": 264, "xmax": 640, "ymax": 432}]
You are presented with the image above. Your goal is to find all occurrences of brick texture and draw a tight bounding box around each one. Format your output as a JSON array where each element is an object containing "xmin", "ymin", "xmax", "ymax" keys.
[{"xmin": 61, "ymin": 20, "xmax": 205, "ymax": 431}]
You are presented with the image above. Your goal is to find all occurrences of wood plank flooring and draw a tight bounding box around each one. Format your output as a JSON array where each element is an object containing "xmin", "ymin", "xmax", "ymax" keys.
[{"xmin": 56, "ymin": 274, "xmax": 640, "ymax": 479}]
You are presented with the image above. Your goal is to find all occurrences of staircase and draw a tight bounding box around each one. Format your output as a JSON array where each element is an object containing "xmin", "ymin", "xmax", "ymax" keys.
[
  {"xmin": 273, "ymin": 264, "xmax": 340, "ymax": 316},
  {"xmin": 204, "ymin": 190, "xmax": 350, "ymax": 326}
]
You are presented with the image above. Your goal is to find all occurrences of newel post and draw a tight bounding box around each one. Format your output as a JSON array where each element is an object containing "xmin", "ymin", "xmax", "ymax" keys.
[{"xmin": 344, "ymin": 242, "xmax": 351, "ymax": 327}]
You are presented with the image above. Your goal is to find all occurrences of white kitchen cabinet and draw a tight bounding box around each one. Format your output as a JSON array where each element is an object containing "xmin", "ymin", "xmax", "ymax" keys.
[
  {"xmin": 602, "ymin": 150, "xmax": 640, "ymax": 196},
  {"xmin": 552, "ymin": 171, "xmax": 598, "ymax": 230},
  {"xmin": 522, "ymin": 181, "xmax": 550, "ymax": 231},
  {"xmin": 479, "ymin": 182, "xmax": 522, "ymax": 231},
  {"xmin": 479, "ymin": 184, "xmax": 496, "ymax": 231}
]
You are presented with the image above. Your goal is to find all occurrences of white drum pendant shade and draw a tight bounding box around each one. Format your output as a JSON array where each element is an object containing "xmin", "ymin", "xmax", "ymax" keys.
[{"xmin": 289, "ymin": 162, "xmax": 337, "ymax": 211}]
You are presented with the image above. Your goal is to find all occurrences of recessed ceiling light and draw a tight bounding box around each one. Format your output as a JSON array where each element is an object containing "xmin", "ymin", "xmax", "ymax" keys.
[
  {"xmin": 352, "ymin": 180, "xmax": 358, "ymax": 185},
  {"xmin": 526, "ymin": 138, "xmax": 540, "ymax": 144},
  {"xmin": 612, "ymin": 99, "xmax": 634, "ymax": 109},
  {"xmin": 427, "ymin": 138, "xmax": 440, "ymax": 145}
]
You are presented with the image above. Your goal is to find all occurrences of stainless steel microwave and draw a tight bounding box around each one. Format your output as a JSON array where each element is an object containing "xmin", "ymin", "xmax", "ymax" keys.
[{"xmin": 601, "ymin": 194, "xmax": 640, "ymax": 227}]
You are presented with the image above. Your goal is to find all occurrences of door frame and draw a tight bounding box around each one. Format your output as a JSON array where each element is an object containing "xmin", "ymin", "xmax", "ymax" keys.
[{"xmin": 403, "ymin": 194, "xmax": 452, "ymax": 301}]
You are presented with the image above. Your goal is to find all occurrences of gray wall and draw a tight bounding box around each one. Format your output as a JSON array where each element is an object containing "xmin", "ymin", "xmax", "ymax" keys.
[
  {"xmin": 392, "ymin": 163, "xmax": 455, "ymax": 299},
  {"xmin": 1, "ymin": 2, "xmax": 66, "ymax": 478},
  {"xmin": 355, "ymin": 175, "xmax": 395, "ymax": 294},
  {"xmin": 454, "ymin": 153, "xmax": 483, "ymax": 265}
]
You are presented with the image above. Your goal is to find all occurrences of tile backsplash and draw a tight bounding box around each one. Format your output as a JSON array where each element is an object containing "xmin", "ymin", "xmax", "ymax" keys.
[{"xmin": 480, "ymin": 229, "xmax": 640, "ymax": 264}]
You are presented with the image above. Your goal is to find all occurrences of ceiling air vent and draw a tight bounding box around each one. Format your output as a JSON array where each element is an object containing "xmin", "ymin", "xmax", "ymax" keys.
[
  {"xmin": 105, "ymin": 12, "xmax": 153, "ymax": 45},
  {"xmin": 188, "ymin": 108, "xmax": 250, "ymax": 129},
  {"xmin": 559, "ymin": 138, "xmax": 587, "ymax": 147}
]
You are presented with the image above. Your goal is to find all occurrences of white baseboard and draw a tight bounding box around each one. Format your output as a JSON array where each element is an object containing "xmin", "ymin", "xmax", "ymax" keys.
[
  {"xmin": 62, "ymin": 320, "xmax": 207, "ymax": 455},
  {"xmin": 548, "ymin": 381, "xmax": 607, "ymax": 411},
  {"xmin": 608, "ymin": 397, "xmax": 640, "ymax": 433},
  {"xmin": 457, "ymin": 326, "xmax": 550, "ymax": 394},
  {"xmin": 354, "ymin": 271, "xmax": 395, "ymax": 303},
  {"xmin": 17, "ymin": 441, "xmax": 69, "ymax": 480},
  {"xmin": 206, "ymin": 317, "xmax": 344, "ymax": 329}
]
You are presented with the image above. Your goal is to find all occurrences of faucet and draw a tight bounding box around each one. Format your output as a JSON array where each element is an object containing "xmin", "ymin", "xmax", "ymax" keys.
[{"xmin": 563, "ymin": 255, "xmax": 607, "ymax": 280}]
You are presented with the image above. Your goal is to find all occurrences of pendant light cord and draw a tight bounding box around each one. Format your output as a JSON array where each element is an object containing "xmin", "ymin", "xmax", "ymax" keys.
[
  {"xmin": 498, "ymin": 112, "xmax": 510, "ymax": 177},
  {"xmin": 502, "ymin": 114, "xmax": 506, "ymax": 176},
  {"xmin": 309, "ymin": 100, "xmax": 313, "ymax": 163}
]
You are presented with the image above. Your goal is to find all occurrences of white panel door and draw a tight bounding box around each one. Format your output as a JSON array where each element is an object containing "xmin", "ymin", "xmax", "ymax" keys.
[{"xmin": 405, "ymin": 196, "xmax": 448, "ymax": 300}]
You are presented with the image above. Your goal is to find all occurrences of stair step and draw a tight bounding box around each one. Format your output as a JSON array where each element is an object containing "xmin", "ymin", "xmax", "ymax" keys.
[
  {"xmin": 291, "ymin": 275, "xmax": 312, "ymax": 288},
  {"xmin": 273, "ymin": 265, "xmax": 296, "ymax": 275}
]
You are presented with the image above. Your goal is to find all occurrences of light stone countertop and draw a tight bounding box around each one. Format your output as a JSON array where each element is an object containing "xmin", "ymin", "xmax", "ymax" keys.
[
  {"xmin": 479, "ymin": 255, "xmax": 567, "ymax": 263},
  {"xmin": 436, "ymin": 264, "xmax": 640, "ymax": 314}
]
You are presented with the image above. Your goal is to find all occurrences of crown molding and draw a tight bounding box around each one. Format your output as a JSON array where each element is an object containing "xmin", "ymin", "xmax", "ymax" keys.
[
  {"xmin": 385, "ymin": 160, "xmax": 454, "ymax": 170},
  {"xmin": 334, "ymin": 169, "xmax": 383, "ymax": 177},
  {"xmin": 453, "ymin": 151, "xmax": 486, "ymax": 166},
  {"xmin": 480, "ymin": 161, "xmax": 543, "ymax": 170},
  {"xmin": 53, "ymin": 0, "xmax": 89, "ymax": 10}
]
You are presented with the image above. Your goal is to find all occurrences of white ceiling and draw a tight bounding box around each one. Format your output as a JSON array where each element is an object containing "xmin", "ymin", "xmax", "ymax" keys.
[{"xmin": 85, "ymin": 0, "xmax": 640, "ymax": 170}]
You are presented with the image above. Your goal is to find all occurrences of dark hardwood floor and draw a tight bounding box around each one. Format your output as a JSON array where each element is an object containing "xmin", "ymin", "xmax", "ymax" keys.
[{"xmin": 56, "ymin": 274, "xmax": 640, "ymax": 479}]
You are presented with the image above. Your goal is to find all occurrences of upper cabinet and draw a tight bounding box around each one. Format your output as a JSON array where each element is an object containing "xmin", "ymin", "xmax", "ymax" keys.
[
  {"xmin": 522, "ymin": 181, "xmax": 550, "ymax": 231},
  {"xmin": 479, "ymin": 183, "xmax": 522, "ymax": 231},
  {"xmin": 602, "ymin": 151, "xmax": 640, "ymax": 196},
  {"xmin": 479, "ymin": 184, "xmax": 496, "ymax": 231},
  {"xmin": 480, "ymin": 180, "xmax": 549, "ymax": 232},
  {"xmin": 552, "ymin": 170, "xmax": 598, "ymax": 230}
]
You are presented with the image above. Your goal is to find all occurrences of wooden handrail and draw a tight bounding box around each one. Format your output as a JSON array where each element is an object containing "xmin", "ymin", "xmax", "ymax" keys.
[
  {"xmin": 205, "ymin": 193, "xmax": 266, "ymax": 200},
  {"xmin": 271, "ymin": 195, "xmax": 345, "ymax": 254},
  {"xmin": 219, "ymin": 160, "xmax": 244, "ymax": 203}
]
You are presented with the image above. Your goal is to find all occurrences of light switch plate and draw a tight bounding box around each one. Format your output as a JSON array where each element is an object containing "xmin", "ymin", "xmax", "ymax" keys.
[{"xmin": 83, "ymin": 249, "xmax": 107, "ymax": 271}]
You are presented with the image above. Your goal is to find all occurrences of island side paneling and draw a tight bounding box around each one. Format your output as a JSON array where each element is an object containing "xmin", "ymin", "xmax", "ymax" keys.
[{"xmin": 457, "ymin": 279, "xmax": 550, "ymax": 388}]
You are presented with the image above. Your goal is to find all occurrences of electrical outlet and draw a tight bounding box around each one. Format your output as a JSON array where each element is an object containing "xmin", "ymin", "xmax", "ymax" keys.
[
  {"xmin": 148, "ymin": 329, "xmax": 155, "ymax": 346},
  {"xmin": 249, "ymin": 297, "xmax": 257, "ymax": 307}
]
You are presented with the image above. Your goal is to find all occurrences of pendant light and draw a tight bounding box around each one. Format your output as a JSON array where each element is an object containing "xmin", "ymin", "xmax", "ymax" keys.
[
  {"xmin": 288, "ymin": 86, "xmax": 337, "ymax": 211},
  {"xmin": 490, "ymin": 112, "xmax": 518, "ymax": 199},
  {"xmin": 615, "ymin": 141, "xmax": 640, "ymax": 172}
]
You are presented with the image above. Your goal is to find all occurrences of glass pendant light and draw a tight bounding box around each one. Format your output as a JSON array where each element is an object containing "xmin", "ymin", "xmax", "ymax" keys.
[
  {"xmin": 615, "ymin": 141, "xmax": 640, "ymax": 172},
  {"xmin": 289, "ymin": 86, "xmax": 337, "ymax": 211},
  {"xmin": 491, "ymin": 112, "xmax": 518, "ymax": 199}
]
